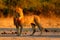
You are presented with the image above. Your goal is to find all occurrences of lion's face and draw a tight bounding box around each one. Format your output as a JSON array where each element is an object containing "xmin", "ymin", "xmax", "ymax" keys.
[{"xmin": 16, "ymin": 7, "xmax": 24, "ymax": 18}]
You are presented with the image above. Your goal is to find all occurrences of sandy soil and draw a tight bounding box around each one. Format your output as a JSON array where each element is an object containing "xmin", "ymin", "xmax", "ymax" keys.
[
  {"xmin": 0, "ymin": 28, "xmax": 60, "ymax": 40},
  {"xmin": 0, "ymin": 37, "xmax": 60, "ymax": 40},
  {"xmin": 0, "ymin": 29, "xmax": 60, "ymax": 39}
]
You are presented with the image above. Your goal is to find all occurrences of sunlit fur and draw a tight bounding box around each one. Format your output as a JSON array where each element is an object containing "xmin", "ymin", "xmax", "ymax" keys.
[{"xmin": 14, "ymin": 7, "xmax": 44, "ymax": 36}]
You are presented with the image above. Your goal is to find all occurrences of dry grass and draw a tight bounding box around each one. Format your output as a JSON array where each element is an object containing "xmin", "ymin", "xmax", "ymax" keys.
[{"xmin": 0, "ymin": 15, "xmax": 60, "ymax": 28}]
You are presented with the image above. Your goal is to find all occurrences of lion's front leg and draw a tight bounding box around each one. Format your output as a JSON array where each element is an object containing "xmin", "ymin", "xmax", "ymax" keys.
[
  {"xmin": 16, "ymin": 26, "xmax": 20, "ymax": 36},
  {"xmin": 19, "ymin": 25, "xmax": 23, "ymax": 36}
]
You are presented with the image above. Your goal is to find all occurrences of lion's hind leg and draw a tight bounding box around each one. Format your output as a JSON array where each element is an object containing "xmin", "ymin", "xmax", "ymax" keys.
[{"xmin": 30, "ymin": 23, "xmax": 36, "ymax": 36}]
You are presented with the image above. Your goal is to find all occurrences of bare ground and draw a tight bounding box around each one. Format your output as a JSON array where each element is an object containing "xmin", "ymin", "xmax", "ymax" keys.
[{"xmin": 0, "ymin": 28, "xmax": 60, "ymax": 40}]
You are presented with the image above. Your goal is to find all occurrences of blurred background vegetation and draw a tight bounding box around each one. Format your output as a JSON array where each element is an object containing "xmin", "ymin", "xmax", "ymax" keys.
[{"xmin": 0, "ymin": 0, "xmax": 60, "ymax": 18}]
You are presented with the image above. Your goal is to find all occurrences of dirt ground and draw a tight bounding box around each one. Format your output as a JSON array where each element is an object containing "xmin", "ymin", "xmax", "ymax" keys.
[
  {"xmin": 0, "ymin": 30, "xmax": 60, "ymax": 40},
  {"xmin": 0, "ymin": 36, "xmax": 60, "ymax": 40}
]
